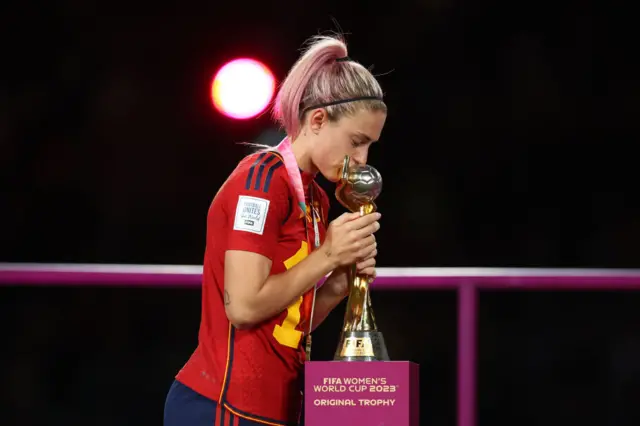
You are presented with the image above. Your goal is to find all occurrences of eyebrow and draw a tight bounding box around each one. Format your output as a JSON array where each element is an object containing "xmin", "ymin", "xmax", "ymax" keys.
[{"xmin": 353, "ymin": 131, "xmax": 377, "ymax": 143}]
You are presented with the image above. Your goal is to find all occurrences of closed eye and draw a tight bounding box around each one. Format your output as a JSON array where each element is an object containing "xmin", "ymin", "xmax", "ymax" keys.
[{"xmin": 352, "ymin": 131, "xmax": 376, "ymax": 145}]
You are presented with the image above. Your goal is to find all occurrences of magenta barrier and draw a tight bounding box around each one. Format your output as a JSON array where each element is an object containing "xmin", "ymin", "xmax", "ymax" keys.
[{"xmin": 2, "ymin": 263, "xmax": 640, "ymax": 426}]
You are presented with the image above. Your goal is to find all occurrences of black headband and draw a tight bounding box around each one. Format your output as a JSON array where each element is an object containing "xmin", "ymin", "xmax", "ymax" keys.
[
  {"xmin": 298, "ymin": 56, "xmax": 383, "ymax": 116},
  {"xmin": 300, "ymin": 96, "xmax": 384, "ymax": 117}
]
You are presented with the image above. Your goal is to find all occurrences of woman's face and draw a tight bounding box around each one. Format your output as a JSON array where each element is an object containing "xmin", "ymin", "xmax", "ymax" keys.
[{"xmin": 309, "ymin": 108, "xmax": 387, "ymax": 182}]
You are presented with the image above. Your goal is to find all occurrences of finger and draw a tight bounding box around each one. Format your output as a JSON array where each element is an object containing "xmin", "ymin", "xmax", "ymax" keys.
[
  {"xmin": 356, "ymin": 257, "xmax": 376, "ymax": 270},
  {"xmin": 347, "ymin": 212, "xmax": 381, "ymax": 230},
  {"xmin": 353, "ymin": 221, "xmax": 381, "ymax": 240},
  {"xmin": 356, "ymin": 236, "xmax": 376, "ymax": 256},
  {"xmin": 362, "ymin": 247, "xmax": 378, "ymax": 261},
  {"xmin": 357, "ymin": 244, "xmax": 377, "ymax": 262},
  {"xmin": 351, "ymin": 235, "xmax": 376, "ymax": 255},
  {"xmin": 368, "ymin": 268, "xmax": 377, "ymax": 279},
  {"xmin": 355, "ymin": 260, "xmax": 373, "ymax": 272},
  {"xmin": 363, "ymin": 232, "xmax": 376, "ymax": 245},
  {"xmin": 358, "ymin": 267, "xmax": 376, "ymax": 279},
  {"xmin": 356, "ymin": 257, "xmax": 375, "ymax": 268},
  {"xmin": 332, "ymin": 212, "xmax": 361, "ymax": 226}
]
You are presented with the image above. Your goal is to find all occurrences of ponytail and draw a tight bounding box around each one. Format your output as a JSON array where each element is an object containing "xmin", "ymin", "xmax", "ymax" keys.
[{"xmin": 272, "ymin": 36, "xmax": 348, "ymax": 138}]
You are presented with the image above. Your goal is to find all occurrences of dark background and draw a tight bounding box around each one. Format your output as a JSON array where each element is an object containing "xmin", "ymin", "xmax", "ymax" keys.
[{"xmin": 2, "ymin": 0, "xmax": 639, "ymax": 425}]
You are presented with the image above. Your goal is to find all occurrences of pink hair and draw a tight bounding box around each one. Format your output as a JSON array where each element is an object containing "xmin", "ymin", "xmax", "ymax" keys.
[{"xmin": 272, "ymin": 35, "xmax": 385, "ymax": 138}]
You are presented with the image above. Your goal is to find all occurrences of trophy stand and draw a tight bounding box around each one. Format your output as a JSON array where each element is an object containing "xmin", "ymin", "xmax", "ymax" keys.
[{"xmin": 333, "ymin": 266, "xmax": 390, "ymax": 361}]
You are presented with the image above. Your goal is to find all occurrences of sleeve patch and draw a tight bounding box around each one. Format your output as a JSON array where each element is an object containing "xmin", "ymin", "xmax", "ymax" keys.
[{"xmin": 233, "ymin": 195, "xmax": 270, "ymax": 235}]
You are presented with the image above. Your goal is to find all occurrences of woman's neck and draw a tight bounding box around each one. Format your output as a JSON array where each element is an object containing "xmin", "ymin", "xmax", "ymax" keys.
[{"xmin": 290, "ymin": 134, "xmax": 318, "ymax": 174}]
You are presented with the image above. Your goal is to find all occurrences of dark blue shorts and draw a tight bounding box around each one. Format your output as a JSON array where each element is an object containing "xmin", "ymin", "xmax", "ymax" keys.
[{"xmin": 164, "ymin": 380, "xmax": 264, "ymax": 426}]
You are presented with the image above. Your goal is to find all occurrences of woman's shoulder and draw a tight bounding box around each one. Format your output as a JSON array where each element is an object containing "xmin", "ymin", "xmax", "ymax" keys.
[{"xmin": 226, "ymin": 150, "xmax": 289, "ymax": 195}]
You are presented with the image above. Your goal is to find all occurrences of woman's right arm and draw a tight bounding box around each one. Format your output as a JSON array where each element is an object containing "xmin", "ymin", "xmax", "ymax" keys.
[
  {"xmin": 224, "ymin": 212, "xmax": 380, "ymax": 329},
  {"xmin": 218, "ymin": 154, "xmax": 378, "ymax": 329},
  {"xmin": 224, "ymin": 245, "xmax": 333, "ymax": 328}
]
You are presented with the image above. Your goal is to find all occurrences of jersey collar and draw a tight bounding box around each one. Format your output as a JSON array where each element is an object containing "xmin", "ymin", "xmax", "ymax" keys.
[{"xmin": 300, "ymin": 168, "xmax": 317, "ymax": 188}]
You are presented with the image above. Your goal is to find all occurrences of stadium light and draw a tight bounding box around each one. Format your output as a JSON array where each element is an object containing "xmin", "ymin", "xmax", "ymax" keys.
[{"xmin": 211, "ymin": 58, "xmax": 276, "ymax": 120}]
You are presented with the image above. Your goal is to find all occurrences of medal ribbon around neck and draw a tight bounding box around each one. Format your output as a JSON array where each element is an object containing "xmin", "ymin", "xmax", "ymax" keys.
[
  {"xmin": 274, "ymin": 136, "xmax": 320, "ymax": 360},
  {"xmin": 276, "ymin": 137, "xmax": 307, "ymax": 217}
]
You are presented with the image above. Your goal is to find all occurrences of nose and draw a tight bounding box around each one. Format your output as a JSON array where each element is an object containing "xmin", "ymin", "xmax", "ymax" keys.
[{"xmin": 351, "ymin": 150, "xmax": 368, "ymax": 166}]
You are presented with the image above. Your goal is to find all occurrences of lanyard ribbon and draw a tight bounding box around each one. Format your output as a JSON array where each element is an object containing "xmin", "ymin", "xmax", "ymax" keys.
[{"xmin": 274, "ymin": 137, "xmax": 320, "ymax": 361}]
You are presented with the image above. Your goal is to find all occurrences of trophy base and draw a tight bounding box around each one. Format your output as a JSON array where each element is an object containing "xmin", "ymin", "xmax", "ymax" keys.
[
  {"xmin": 333, "ymin": 330, "xmax": 390, "ymax": 361},
  {"xmin": 305, "ymin": 361, "xmax": 420, "ymax": 426}
]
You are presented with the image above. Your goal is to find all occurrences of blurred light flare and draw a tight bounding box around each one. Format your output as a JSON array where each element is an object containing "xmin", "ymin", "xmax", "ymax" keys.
[{"xmin": 211, "ymin": 58, "xmax": 276, "ymax": 120}]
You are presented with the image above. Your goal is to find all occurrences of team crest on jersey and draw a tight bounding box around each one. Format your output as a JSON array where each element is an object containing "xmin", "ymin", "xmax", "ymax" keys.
[
  {"xmin": 233, "ymin": 195, "xmax": 270, "ymax": 235},
  {"xmin": 300, "ymin": 200, "xmax": 322, "ymax": 224}
]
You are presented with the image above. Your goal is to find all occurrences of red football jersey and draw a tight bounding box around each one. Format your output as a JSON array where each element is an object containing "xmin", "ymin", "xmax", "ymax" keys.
[{"xmin": 176, "ymin": 150, "xmax": 329, "ymax": 426}]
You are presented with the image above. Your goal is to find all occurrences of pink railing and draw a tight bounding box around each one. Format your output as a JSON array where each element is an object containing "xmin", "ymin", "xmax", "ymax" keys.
[{"xmin": 2, "ymin": 263, "xmax": 640, "ymax": 426}]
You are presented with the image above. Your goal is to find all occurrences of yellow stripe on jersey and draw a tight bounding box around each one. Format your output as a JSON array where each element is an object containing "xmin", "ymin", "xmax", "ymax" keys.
[{"xmin": 273, "ymin": 241, "xmax": 308, "ymax": 348}]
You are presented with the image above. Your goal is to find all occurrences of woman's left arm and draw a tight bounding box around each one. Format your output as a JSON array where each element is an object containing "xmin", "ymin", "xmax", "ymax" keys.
[
  {"xmin": 310, "ymin": 252, "xmax": 377, "ymax": 332},
  {"xmin": 309, "ymin": 268, "xmax": 349, "ymax": 332}
]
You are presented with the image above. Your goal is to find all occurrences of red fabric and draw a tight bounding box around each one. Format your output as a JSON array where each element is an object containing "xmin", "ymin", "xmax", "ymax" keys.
[{"xmin": 176, "ymin": 151, "xmax": 329, "ymax": 425}]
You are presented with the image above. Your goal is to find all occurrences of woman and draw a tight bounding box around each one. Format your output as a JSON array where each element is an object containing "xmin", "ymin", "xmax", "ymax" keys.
[{"xmin": 164, "ymin": 34, "xmax": 387, "ymax": 426}]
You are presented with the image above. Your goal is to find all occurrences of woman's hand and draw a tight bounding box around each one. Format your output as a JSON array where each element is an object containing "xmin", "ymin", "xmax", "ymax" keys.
[
  {"xmin": 320, "ymin": 219, "xmax": 379, "ymax": 298},
  {"xmin": 321, "ymin": 212, "xmax": 380, "ymax": 269},
  {"xmin": 355, "ymin": 246, "xmax": 377, "ymax": 279}
]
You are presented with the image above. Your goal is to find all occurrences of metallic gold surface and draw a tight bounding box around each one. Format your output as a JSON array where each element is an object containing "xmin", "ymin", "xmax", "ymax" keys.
[{"xmin": 334, "ymin": 156, "xmax": 389, "ymax": 361}]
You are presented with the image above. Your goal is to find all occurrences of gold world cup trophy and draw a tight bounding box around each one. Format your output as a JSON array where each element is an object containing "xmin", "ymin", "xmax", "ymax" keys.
[{"xmin": 333, "ymin": 155, "xmax": 390, "ymax": 361}]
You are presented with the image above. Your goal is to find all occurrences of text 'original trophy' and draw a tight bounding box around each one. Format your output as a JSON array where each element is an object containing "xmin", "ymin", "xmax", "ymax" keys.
[{"xmin": 333, "ymin": 155, "xmax": 390, "ymax": 362}]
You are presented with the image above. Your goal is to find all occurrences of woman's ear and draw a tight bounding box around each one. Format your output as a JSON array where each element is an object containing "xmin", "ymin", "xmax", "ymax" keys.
[{"xmin": 307, "ymin": 108, "xmax": 328, "ymax": 134}]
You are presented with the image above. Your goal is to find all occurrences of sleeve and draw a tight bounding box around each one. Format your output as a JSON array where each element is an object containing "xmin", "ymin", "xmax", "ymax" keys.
[{"xmin": 224, "ymin": 153, "xmax": 291, "ymax": 260}]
